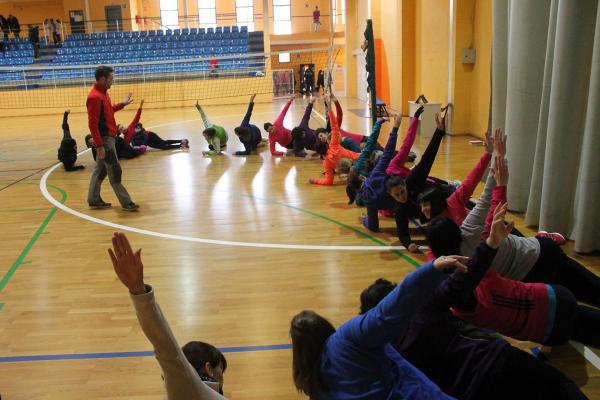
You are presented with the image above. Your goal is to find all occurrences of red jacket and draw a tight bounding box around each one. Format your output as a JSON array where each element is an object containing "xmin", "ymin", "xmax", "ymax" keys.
[
  {"xmin": 269, "ymin": 99, "xmax": 293, "ymax": 155},
  {"xmin": 87, "ymin": 83, "xmax": 125, "ymax": 147},
  {"xmin": 312, "ymin": 110, "xmax": 359, "ymax": 185}
]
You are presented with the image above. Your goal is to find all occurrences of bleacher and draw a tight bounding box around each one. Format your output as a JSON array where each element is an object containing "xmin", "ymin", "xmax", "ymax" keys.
[
  {"xmin": 0, "ymin": 38, "xmax": 35, "ymax": 67},
  {"xmin": 54, "ymin": 26, "xmax": 249, "ymax": 65}
]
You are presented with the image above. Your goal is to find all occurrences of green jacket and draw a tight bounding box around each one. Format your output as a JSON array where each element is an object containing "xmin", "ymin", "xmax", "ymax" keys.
[{"xmin": 196, "ymin": 104, "xmax": 228, "ymax": 154}]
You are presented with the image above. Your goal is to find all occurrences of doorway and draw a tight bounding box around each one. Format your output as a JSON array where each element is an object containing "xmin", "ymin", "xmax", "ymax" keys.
[{"xmin": 105, "ymin": 5, "xmax": 123, "ymax": 32}]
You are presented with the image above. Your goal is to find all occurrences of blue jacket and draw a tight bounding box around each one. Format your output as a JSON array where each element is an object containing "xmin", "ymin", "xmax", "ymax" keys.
[
  {"xmin": 355, "ymin": 119, "xmax": 384, "ymax": 177},
  {"xmin": 235, "ymin": 102, "xmax": 262, "ymax": 155},
  {"xmin": 312, "ymin": 263, "xmax": 455, "ymax": 400}
]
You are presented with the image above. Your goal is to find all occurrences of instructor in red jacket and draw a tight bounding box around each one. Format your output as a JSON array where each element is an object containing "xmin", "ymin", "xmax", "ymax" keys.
[{"xmin": 87, "ymin": 65, "xmax": 139, "ymax": 211}]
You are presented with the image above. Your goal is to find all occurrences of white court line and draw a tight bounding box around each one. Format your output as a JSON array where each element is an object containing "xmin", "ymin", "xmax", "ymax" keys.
[
  {"xmin": 569, "ymin": 341, "xmax": 600, "ymax": 371},
  {"xmin": 40, "ymin": 162, "xmax": 406, "ymax": 251}
]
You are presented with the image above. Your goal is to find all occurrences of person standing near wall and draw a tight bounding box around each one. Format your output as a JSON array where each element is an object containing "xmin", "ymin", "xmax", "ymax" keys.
[
  {"xmin": 0, "ymin": 15, "xmax": 8, "ymax": 40},
  {"xmin": 55, "ymin": 19, "xmax": 63, "ymax": 43},
  {"xmin": 86, "ymin": 65, "xmax": 139, "ymax": 211},
  {"xmin": 7, "ymin": 14, "xmax": 20, "ymax": 38},
  {"xmin": 27, "ymin": 25, "xmax": 39, "ymax": 58},
  {"xmin": 313, "ymin": 6, "xmax": 320, "ymax": 32},
  {"xmin": 49, "ymin": 19, "xmax": 57, "ymax": 44}
]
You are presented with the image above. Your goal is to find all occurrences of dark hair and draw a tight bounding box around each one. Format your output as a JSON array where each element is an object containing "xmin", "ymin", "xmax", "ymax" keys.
[
  {"xmin": 203, "ymin": 127, "xmax": 216, "ymax": 138},
  {"xmin": 314, "ymin": 140, "xmax": 328, "ymax": 158},
  {"xmin": 417, "ymin": 187, "xmax": 448, "ymax": 221},
  {"xmin": 365, "ymin": 150, "xmax": 382, "ymax": 174},
  {"xmin": 291, "ymin": 127, "xmax": 305, "ymax": 140},
  {"xmin": 264, "ymin": 122, "xmax": 273, "ymax": 131},
  {"xmin": 182, "ymin": 341, "xmax": 227, "ymax": 376},
  {"xmin": 345, "ymin": 167, "xmax": 362, "ymax": 204},
  {"xmin": 234, "ymin": 126, "xmax": 249, "ymax": 137},
  {"xmin": 290, "ymin": 310, "xmax": 335, "ymax": 396},
  {"xmin": 359, "ymin": 278, "xmax": 396, "ymax": 314},
  {"xmin": 315, "ymin": 127, "xmax": 327, "ymax": 135},
  {"xmin": 385, "ymin": 175, "xmax": 406, "ymax": 192},
  {"xmin": 135, "ymin": 123, "xmax": 143, "ymax": 130},
  {"xmin": 424, "ymin": 216, "xmax": 462, "ymax": 257},
  {"xmin": 94, "ymin": 65, "xmax": 114, "ymax": 81}
]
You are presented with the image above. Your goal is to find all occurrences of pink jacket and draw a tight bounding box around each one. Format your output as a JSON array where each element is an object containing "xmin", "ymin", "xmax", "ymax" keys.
[{"xmin": 269, "ymin": 99, "xmax": 293, "ymax": 156}]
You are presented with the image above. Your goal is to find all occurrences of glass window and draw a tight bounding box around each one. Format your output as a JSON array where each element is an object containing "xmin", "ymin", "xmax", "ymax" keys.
[
  {"xmin": 199, "ymin": 0, "xmax": 217, "ymax": 29},
  {"xmin": 160, "ymin": 0, "xmax": 179, "ymax": 30},
  {"xmin": 332, "ymin": 0, "xmax": 338, "ymax": 25},
  {"xmin": 236, "ymin": 0, "xmax": 254, "ymax": 32},
  {"xmin": 341, "ymin": 0, "xmax": 346, "ymax": 24},
  {"xmin": 278, "ymin": 52, "xmax": 290, "ymax": 62},
  {"xmin": 273, "ymin": 0, "xmax": 291, "ymax": 35}
]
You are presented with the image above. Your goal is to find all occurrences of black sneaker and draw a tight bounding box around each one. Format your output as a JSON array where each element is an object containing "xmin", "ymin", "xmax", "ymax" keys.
[
  {"xmin": 89, "ymin": 201, "xmax": 112, "ymax": 209},
  {"xmin": 122, "ymin": 202, "xmax": 140, "ymax": 212}
]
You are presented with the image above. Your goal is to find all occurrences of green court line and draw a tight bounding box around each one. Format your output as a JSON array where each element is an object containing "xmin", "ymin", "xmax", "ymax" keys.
[{"xmin": 0, "ymin": 185, "xmax": 67, "ymax": 295}]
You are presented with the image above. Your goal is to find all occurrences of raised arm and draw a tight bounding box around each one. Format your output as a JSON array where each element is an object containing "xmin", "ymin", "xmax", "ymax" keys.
[
  {"xmin": 113, "ymin": 92, "xmax": 132, "ymax": 112},
  {"xmin": 355, "ymin": 118, "xmax": 385, "ymax": 172},
  {"xmin": 334, "ymin": 98, "xmax": 343, "ymax": 127},
  {"xmin": 299, "ymin": 99, "xmax": 314, "ymax": 128},
  {"xmin": 342, "ymin": 261, "xmax": 447, "ymax": 348},
  {"xmin": 125, "ymin": 101, "xmax": 144, "ymax": 143},
  {"xmin": 108, "ymin": 233, "xmax": 223, "ymax": 400},
  {"xmin": 460, "ymin": 172, "xmax": 496, "ymax": 242},
  {"xmin": 482, "ymin": 156, "xmax": 508, "ymax": 240},
  {"xmin": 241, "ymin": 94, "xmax": 256, "ymax": 127},
  {"xmin": 328, "ymin": 108, "xmax": 342, "ymax": 150},
  {"xmin": 431, "ymin": 203, "xmax": 512, "ymax": 311}
]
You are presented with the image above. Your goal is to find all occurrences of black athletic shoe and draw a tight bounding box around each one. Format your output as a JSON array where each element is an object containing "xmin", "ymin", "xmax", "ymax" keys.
[
  {"xmin": 122, "ymin": 202, "xmax": 140, "ymax": 212},
  {"xmin": 89, "ymin": 201, "xmax": 112, "ymax": 209}
]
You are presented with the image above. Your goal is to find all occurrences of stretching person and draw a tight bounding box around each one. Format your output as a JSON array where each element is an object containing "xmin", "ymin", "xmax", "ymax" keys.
[
  {"xmin": 86, "ymin": 65, "xmax": 138, "ymax": 211},
  {"xmin": 327, "ymin": 93, "xmax": 367, "ymax": 147},
  {"xmin": 308, "ymin": 97, "xmax": 359, "ymax": 186},
  {"xmin": 195, "ymin": 101, "xmax": 228, "ymax": 156},
  {"xmin": 233, "ymin": 94, "xmax": 267, "ymax": 156},
  {"xmin": 264, "ymin": 96, "xmax": 294, "ymax": 156},
  {"xmin": 57, "ymin": 109, "xmax": 85, "ymax": 171},
  {"xmin": 290, "ymin": 97, "xmax": 318, "ymax": 157},
  {"xmin": 418, "ymin": 130, "xmax": 503, "ymax": 225},
  {"xmin": 108, "ymin": 232, "xmax": 227, "ymax": 399},
  {"xmin": 125, "ymin": 99, "xmax": 188, "ymax": 151},
  {"xmin": 345, "ymin": 117, "xmax": 387, "ymax": 205},
  {"xmin": 359, "ymin": 206, "xmax": 588, "ymax": 400},
  {"xmin": 360, "ymin": 113, "xmax": 448, "ymax": 252},
  {"xmin": 85, "ymin": 134, "xmax": 145, "ymax": 161},
  {"xmin": 290, "ymin": 256, "xmax": 465, "ymax": 398}
]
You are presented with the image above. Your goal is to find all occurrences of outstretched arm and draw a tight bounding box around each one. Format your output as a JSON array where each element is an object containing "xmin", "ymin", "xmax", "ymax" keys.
[
  {"xmin": 113, "ymin": 92, "xmax": 133, "ymax": 112},
  {"xmin": 328, "ymin": 108, "xmax": 342, "ymax": 150},
  {"xmin": 447, "ymin": 151, "xmax": 492, "ymax": 210},
  {"xmin": 124, "ymin": 100, "xmax": 144, "ymax": 143},
  {"xmin": 300, "ymin": 99, "xmax": 315, "ymax": 128},
  {"xmin": 482, "ymin": 156, "xmax": 508, "ymax": 240},
  {"xmin": 334, "ymin": 98, "xmax": 343, "ymax": 127},
  {"xmin": 428, "ymin": 203, "xmax": 512, "ymax": 312},
  {"xmin": 108, "ymin": 233, "xmax": 224, "ymax": 399}
]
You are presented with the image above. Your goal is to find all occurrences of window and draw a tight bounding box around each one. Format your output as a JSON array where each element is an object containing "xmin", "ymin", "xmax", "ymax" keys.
[
  {"xmin": 160, "ymin": 0, "xmax": 179, "ymax": 30},
  {"xmin": 332, "ymin": 0, "xmax": 338, "ymax": 25},
  {"xmin": 199, "ymin": 0, "xmax": 217, "ymax": 29},
  {"xmin": 236, "ymin": 0, "xmax": 254, "ymax": 32},
  {"xmin": 273, "ymin": 0, "xmax": 291, "ymax": 35},
  {"xmin": 341, "ymin": 0, "xmax": 346, "ymax": 24},
  {"xmin": 278, "ymin": 52, "xmax": 290, "ymax": 63}
]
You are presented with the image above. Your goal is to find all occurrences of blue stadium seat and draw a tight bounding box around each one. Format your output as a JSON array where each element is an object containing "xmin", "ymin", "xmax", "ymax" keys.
[
  {"xmin": 157, "ymin": 29, "xmax": 164, "ymax": 36},
  {"xmin": 223, "ymin": 26, "xmax": 231, "ymax": 33},
  {"xmin": 207, "ymin": 27, "xmax": 214, "ymax": 34},
  {"xmin": 240, "ymin": 26, "xmax": 248, "ymax": 33},
  {"xmin": 199, "ymin": 28, "xmax": 206, "ymax": 35},
  {"xmin": 216, "ymin": 27, "xmax": 222, "ymax": 33},
  {"xmin": 174, "ymin": 29, "xmax": 181, "ymax": 35},
  {"xmin": 191, "ymin": 28, "xmax": 198, "ymax": 35}
]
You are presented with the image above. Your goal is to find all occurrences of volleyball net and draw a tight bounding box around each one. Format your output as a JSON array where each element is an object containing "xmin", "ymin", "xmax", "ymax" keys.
[{"xmin": 0, "ymin": 46, "xmax": 341, "ymax": 111}]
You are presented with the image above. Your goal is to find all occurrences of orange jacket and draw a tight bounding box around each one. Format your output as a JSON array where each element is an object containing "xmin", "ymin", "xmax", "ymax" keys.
[{"xmin": 312, "ymin": 110, "xmax": 359, "ymax": 185}]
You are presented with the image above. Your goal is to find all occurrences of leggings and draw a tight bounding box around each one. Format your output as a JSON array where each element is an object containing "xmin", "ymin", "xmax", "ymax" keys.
[
  {"xmin": 147, "ymin": 132, "xmax": 182, "ymax": 150},
  {"xmin": 524, "ymin": 237, "xmax": 600, "ymax": 308},
  {"xmin": 62, "ymin": 111, "xmax": 71, "ymax": 140},
  {"xmin": 477, "ymin": 345, "xmax": 587, "ymax": 400},
  {"xmin": 544, "ymin": 284, "xmax": 600, "ymax": 347}
]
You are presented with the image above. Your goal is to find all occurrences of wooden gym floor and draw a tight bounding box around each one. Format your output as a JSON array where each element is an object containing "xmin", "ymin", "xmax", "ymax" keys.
[{"xmin": 0, "ymin": 97, "xmax": 599, "ymax": 399}]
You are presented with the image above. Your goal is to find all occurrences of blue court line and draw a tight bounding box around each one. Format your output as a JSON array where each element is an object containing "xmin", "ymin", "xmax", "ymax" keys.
[{"xmin": 0, "ymin": 343, "xmax": 292, "ymax": 363}]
